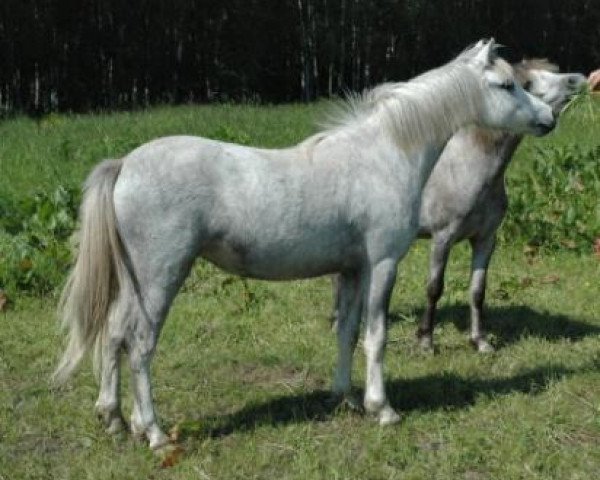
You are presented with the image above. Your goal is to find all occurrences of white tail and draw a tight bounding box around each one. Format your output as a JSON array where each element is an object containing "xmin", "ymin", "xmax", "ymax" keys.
[{"xmin": 53, "ymin": 159, "xmax": 126, "ymax": 384}]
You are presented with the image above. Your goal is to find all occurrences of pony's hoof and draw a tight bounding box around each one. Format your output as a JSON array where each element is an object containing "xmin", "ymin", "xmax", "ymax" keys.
[
  {"xmin": 364, "ymin": 400, "xmax": 401, "ymax": 426},
  {"xmin": 130, "ymin": 423, "xmax": 170, "ymax": 450},
  {"xmin": 417, "ymin": 333, "xmax": 435, "ymax": 354},
  {"xmin": 471, "ymin": 337, "xmax": 495, "ymax": 353},
  {"xmin": 340, "ymin": 393, "xmax": 364, "ymax": 413},
  {"xmin": 377, "ymin": 404, "xmax": 401, "ymax": 426},
  {"xmin": 329, "ymin": 391, "xmax": 364, "ymax": 413},
  {"xmin": 96, "ymin": 406, "xmax": 126, "ymax": 434},
  {"xmin": 130, "ymin": 420, "xmax": 146, "ymax": 441},
  {"xmin": 148, "ymin": 427, "xmax": 171, "ymax": 451},
  {"xmin": 330, "ymin": 317, "xmax": 339, "ymax": 333},
  {"xmin": 105, "ymin": 416, "xmax": 127, "ymax": 435},
  {"xmin": 149, "ymin": 435, "xmax": 171, "ymax": 451}
]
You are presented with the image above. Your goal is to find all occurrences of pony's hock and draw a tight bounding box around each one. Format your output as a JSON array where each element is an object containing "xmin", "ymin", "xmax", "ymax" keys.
[{"xmin": 54, "ymin": 39, "xmax": 554, "ymax": 450}]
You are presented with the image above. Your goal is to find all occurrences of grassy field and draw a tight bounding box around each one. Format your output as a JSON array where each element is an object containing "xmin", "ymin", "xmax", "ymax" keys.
[{"xmin": 1, "ymin": 99, "xmax": 599, "ymax": 479}]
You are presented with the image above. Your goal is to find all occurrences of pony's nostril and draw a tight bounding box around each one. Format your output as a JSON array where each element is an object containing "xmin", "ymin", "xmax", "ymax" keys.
[
  {"xmin": 536, "ymin": 120, "xmax": 555, "ymax": 134},
  {"xmin": 569, "ymin": 74, "xmax": 587, "ymax": 90}
]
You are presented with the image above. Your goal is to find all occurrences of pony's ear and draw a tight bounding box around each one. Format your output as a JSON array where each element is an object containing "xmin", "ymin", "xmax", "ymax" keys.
[{"xmin": 473, "ymin": 38, "xmax": 498, "ymax": 67}]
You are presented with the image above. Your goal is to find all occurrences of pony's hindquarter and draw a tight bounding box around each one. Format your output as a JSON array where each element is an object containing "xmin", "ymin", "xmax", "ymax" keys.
[{"xmin": 53, "ymin": 159, "xmax": 127, "ymax": 384}]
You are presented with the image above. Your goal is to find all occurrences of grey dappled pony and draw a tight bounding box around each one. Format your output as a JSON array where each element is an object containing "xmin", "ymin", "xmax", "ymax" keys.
[
  {"xmin": 415, "ymin": 60, "xmax": 586, "ymax": 352},
  {"xmin": 54, "ymin": 40, "xmax": 554, "ymax": 450}
]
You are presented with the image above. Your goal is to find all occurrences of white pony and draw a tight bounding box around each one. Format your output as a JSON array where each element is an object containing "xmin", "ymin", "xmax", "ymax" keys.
[
  {"xmin": 54, "ymin": 39, "xmax": 554, "ymax": 450},
  {"xmin": 332, "ymin": 61, "xmax": 586, "ymax": 352}
]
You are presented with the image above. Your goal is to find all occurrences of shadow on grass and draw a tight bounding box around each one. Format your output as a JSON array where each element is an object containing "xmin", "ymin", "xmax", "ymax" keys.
[
  {"xmin": 181, "ymin": 361, "xmax": 593, "ymax": 441},
  {"xmin": 173, "ymin": 306, "xmax": 599, "ymax": 442},
  {"xmin": 408, "ymin": 304, "xmax": 600, "ymax": 347}
]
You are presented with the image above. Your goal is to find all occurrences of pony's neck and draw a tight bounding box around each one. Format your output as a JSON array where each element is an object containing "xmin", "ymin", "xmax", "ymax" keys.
[
  {"xmin": 375, "ymin": 61, "xmax": 483, "ymax": 151},
  {"xmin": 467, "ymin": 127, "xmax": 524, "ymax": 178},
  {"xmin": 413, "ymin": 143, "xmax": 449, "ymax": 193}
]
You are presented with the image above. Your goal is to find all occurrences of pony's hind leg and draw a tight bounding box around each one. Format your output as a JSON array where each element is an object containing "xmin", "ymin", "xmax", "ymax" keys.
[
  {"xmin": 95, "ymin": 338, "xmax": 126, "ymax": 434},
  {"xmin": 124, "ymin": 254, "xmax": 196, "ymax": 450},
  {"xmin": 417, "ymin": 234, "xmax": 452, "ymax": 352},
  {"xmin": 468, "ymin": 234, "xmax": 496, "ymax": 353},
  {"xmin": 124, "ymin": 295, "xmax": 172, "ymax": 450},
  {"xmin": 95, "ymin": 304, "xmax": 128, "ymax": 434},
  {"xmin": 112, "ymin": 168, "xmax": 200, "ymax": 450},
  {"xmin": 128, "ymin": 333, "xmax": 168, "ymax": 449}
]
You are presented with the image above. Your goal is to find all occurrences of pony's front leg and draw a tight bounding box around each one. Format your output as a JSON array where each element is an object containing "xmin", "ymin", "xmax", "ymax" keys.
[
  {"xmin": 362, "ymin": 259, "xmax": 400, "ymax": 425},
  {"xmin": 330, "ymin": 275, "xmax": 341, "ymax": 331},
  {"xmin": 416, "ymin": 234, "xmax": 452, "ymax": 352},
  {"xmin": 332, "ymin": 271, "xmax": 362, "ymax": 410},
  {"xmin": 95, "ymin": 337, "xmax": 126, "ymax": 434},
  {"xmin": 468, "ymin": 234, "xmax": 497, "ymax": 353}
]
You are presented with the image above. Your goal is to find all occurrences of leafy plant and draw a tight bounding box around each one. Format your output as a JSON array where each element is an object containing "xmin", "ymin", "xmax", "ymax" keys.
[
  {"xmin": 0, "ymin": 185, "xmax": 79, "ymax": 295},
  {"xmin": 502, "ymin": 143, "xmax": 600, "ymax": 252}
]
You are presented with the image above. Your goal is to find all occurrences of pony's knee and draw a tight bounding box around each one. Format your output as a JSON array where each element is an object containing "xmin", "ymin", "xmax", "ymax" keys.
[
  {"xmin": 426, "ymin": 278, "xmax": 444, "ymax": 302},
  {"xmin": 363, "ymin": 316, "xmax": 386, "ymax": 358},
  {"xmin": 470, "ymin": 282, "xmax": 486, "ymax": 307}
]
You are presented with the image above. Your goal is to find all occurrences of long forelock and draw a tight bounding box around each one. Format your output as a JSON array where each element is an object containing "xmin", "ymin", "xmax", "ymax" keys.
[
  {"xmin": 491, "ymin": 58, "xmax": 515, "ymax": 82},
  {"xmin": 514, "ymin": 58, "xmax": 560, "ymax": 85},
  {"xmin": 319, "ymin": 57, "xmax": 484, "ymax": 150}
]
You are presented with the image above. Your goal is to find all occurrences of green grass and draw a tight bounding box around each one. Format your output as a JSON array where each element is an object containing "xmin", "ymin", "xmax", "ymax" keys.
[
  {"xmin": 0, "ymin": 103, "xmax": 324, "ymax": 202},
  {"xmin": 1, "ymin": 99, "xmax": 600, "ymax": 478}
]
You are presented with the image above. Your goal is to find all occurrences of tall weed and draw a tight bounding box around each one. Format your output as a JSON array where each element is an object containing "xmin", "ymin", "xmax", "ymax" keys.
[
  {"xmin": 503, "ymin": 143, "xmax": 600, "ymax": 252},
  {"xmin": 0, "ymin": 186, "xmax": 79, "ymax": 295}
]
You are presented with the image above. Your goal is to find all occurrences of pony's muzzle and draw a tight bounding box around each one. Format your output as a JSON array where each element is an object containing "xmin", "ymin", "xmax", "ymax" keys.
[
  {"xmin": 569, "ymin": 73, "xmax": 587, "ymax": 90},
  {"xmin": 533, "ymin": 118, "xmax": 556, "ymax": 136}
]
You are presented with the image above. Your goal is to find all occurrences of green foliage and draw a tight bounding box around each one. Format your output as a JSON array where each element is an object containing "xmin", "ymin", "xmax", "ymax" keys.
[
  {"xmin": 0, "ymin": 103, "xmax": 320, "ymax": 297},
  {"xmin": 503, "ymin": 143, "xmax": 600, "ymax": 252},
  {"xmin": 0, "ymin": 185, "xmax": 79, "ymax": 295},
  {"xmin": 0, "ymin": 100, "xmax": 598, "ymax": 298}
]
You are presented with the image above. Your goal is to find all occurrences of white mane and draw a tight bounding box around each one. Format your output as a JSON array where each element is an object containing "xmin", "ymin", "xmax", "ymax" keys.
[{"xmin": 315, "ymin": 44, "xmax": 504, "ymax": 150}]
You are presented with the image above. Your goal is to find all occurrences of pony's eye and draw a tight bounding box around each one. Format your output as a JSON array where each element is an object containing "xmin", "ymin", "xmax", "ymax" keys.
[
  {"xmin": 500, "ymin": 81, "xmax": 515, "ymax": 92},
  {"xmin": 523, "ymin": 80, "xmax": 532, "ymax": 91}
]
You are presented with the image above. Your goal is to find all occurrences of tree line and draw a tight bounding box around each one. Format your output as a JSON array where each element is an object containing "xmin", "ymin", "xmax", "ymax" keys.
[{"xmin": 0, "ymin": 0, "xmax": 598, "ymax": 116}]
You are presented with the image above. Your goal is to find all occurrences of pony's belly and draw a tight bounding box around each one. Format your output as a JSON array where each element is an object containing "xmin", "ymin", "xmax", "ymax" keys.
[{"xmin": 201, "ymin": 239, "xmax": 357, "ymax": 280}]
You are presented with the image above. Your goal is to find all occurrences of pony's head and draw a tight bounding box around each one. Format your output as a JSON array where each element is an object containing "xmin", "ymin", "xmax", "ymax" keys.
[
  {"xmin": 514, "ymin": 59, "xmax": 587, "ymax": 115},
  {"xmin": 462, "ymin": 39, "xmax": 556, "ymax": 136}
]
